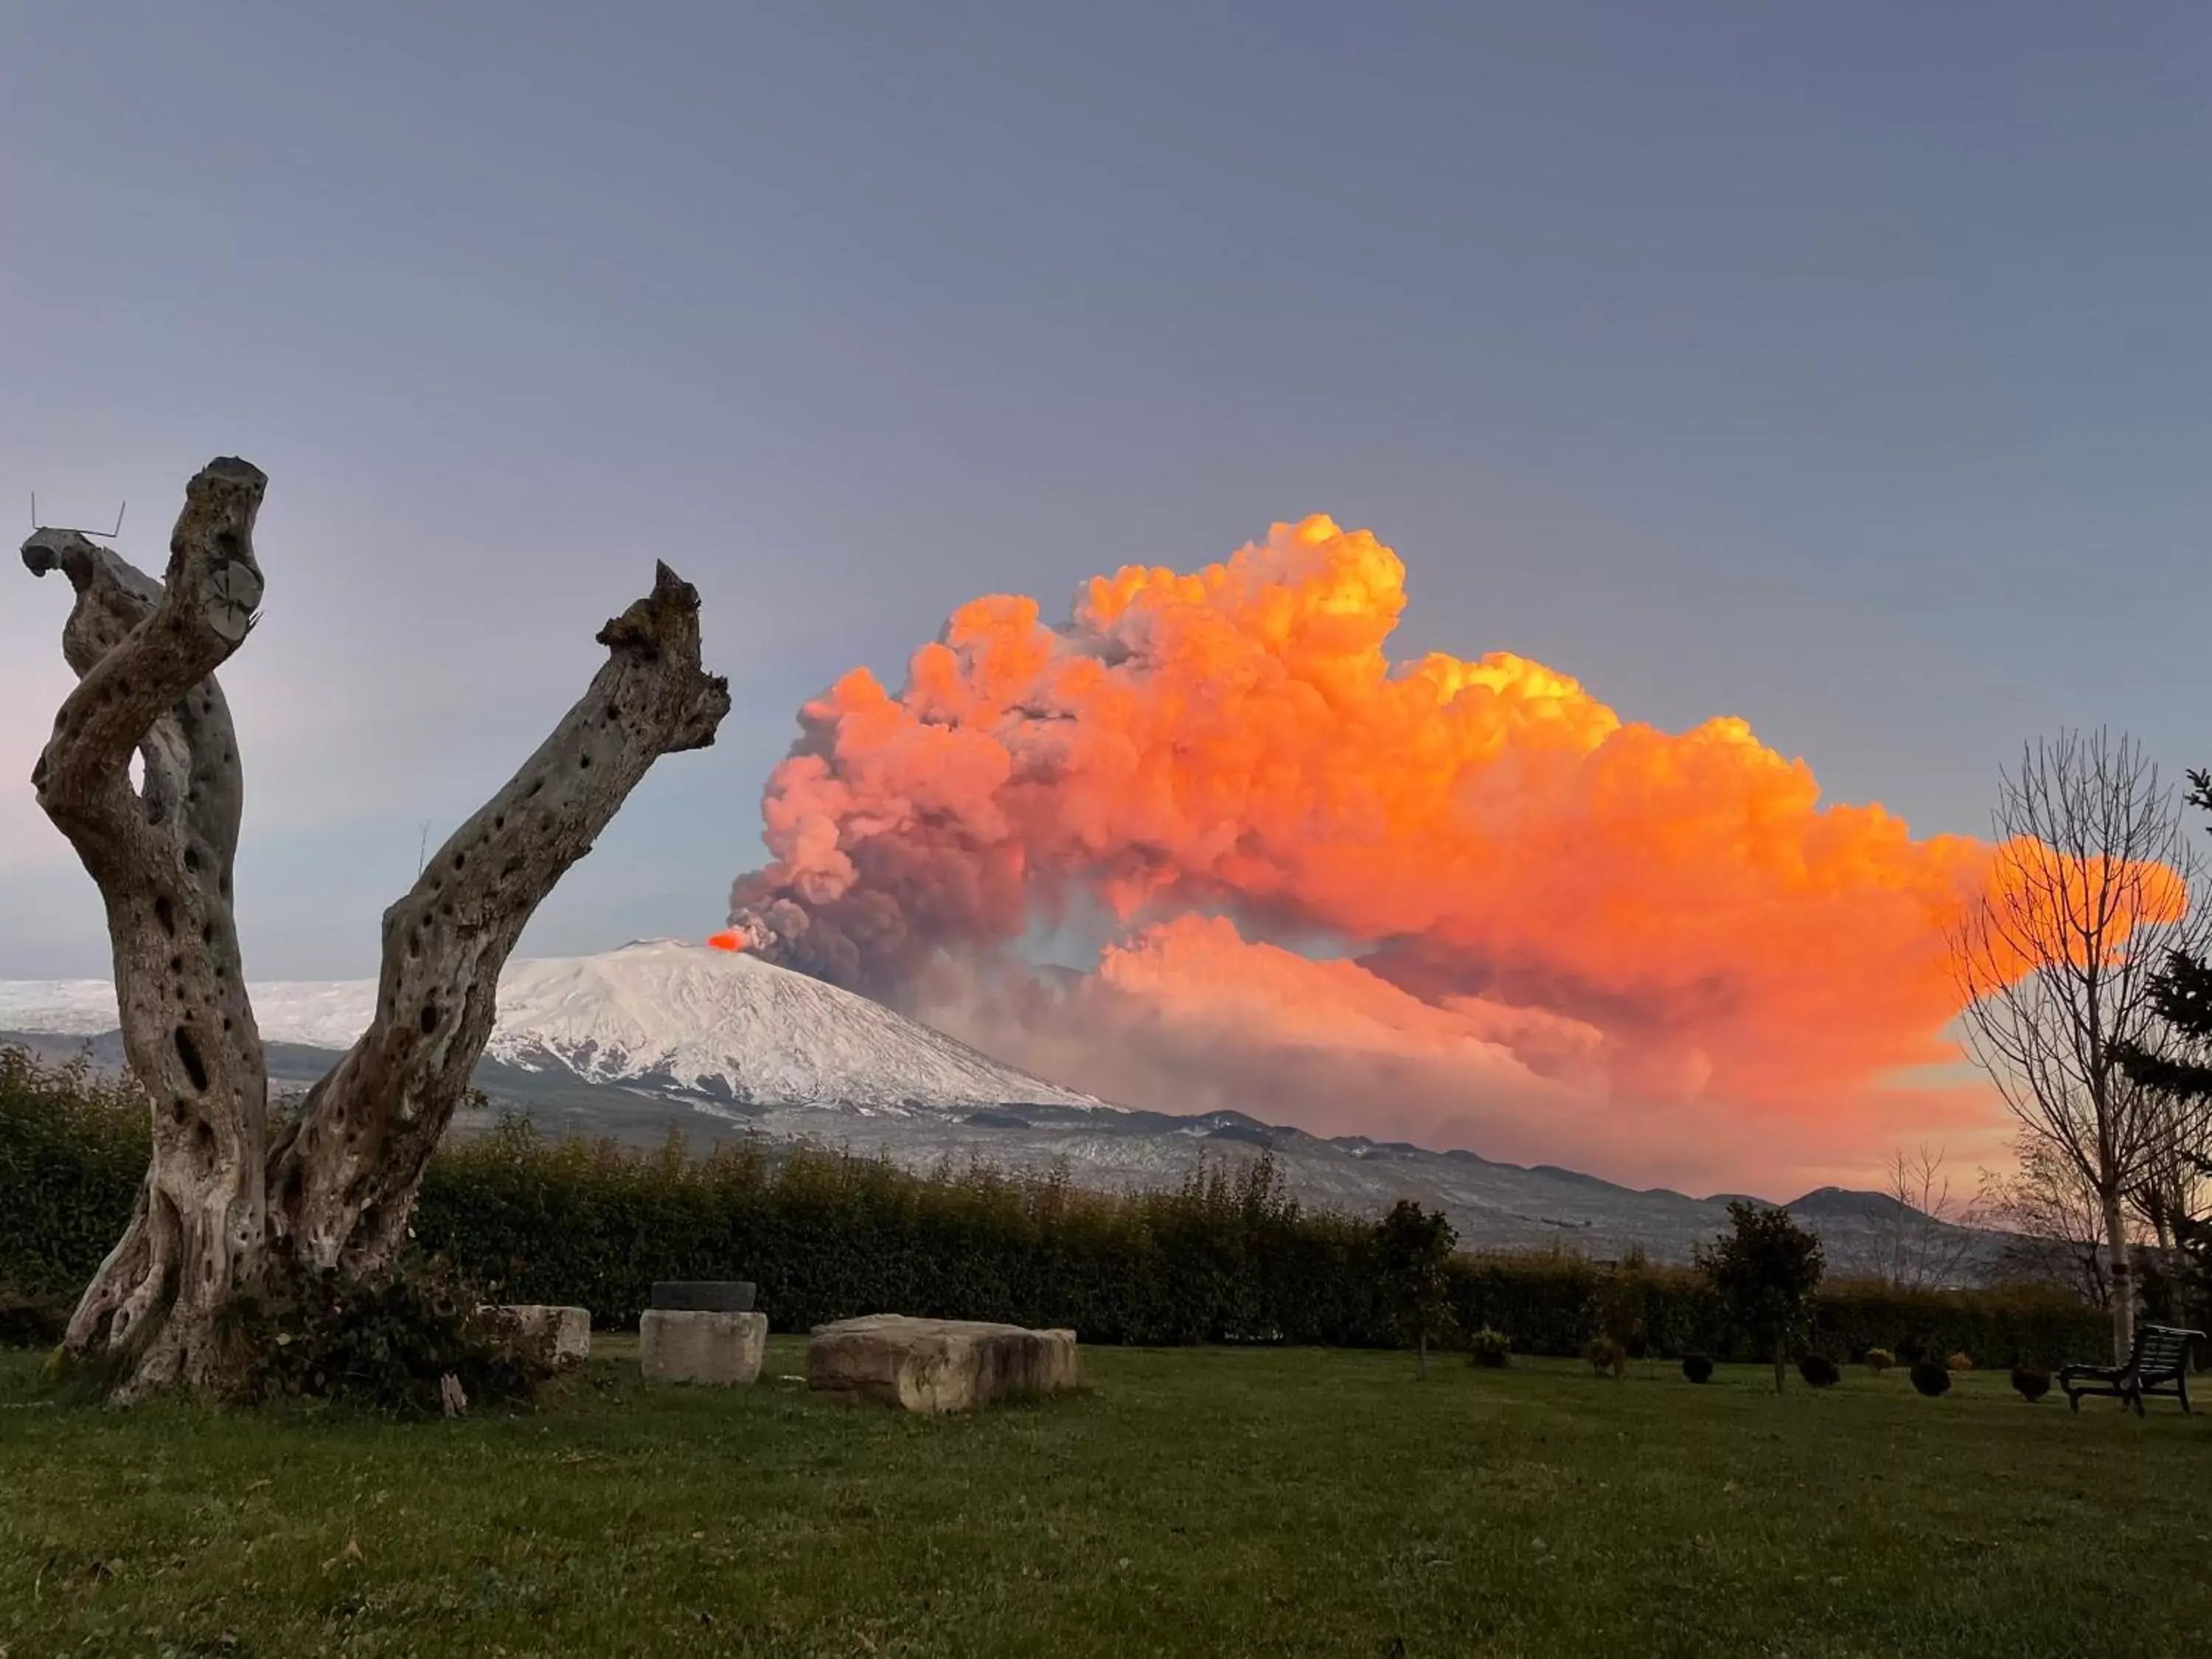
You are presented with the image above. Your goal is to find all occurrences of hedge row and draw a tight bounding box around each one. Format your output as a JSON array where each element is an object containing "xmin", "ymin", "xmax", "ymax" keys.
[{"xmin": 1, "ymin": 1045, "xmax": 2109, "ymax": 1365}]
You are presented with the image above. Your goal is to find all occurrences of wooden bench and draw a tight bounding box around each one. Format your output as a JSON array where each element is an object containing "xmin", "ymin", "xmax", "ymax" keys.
[{"xmin": 2058, "ymin": 1324, "xmax": 2203, "ymax": 1415}]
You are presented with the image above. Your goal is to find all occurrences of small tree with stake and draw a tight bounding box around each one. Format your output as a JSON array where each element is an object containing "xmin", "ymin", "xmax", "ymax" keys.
[
  {"xmin": 1697, "ymin": 1202, "xmax": 1825, "ymax": 1394},
  {"xmin": 1374, "ymin": 1199, "xmax": 1457, "ymax": 1378}
]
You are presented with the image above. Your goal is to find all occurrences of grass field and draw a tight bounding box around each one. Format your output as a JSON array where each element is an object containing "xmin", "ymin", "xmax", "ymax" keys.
[{"xmin": 4, "ymin": 1338, "xmax": 2208, "ymax": 1658}]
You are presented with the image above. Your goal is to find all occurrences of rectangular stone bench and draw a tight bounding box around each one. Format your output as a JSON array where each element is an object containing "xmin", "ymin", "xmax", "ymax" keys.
[
  {"xmin": 641, "ymin": 1281, "xmax": 766, "ymax": 1385},
  {"xmin": 808, "ymin": 1315, "xmax": 1079, "ymax": 1413}
]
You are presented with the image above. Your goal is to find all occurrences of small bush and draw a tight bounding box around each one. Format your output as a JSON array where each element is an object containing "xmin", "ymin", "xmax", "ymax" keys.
[
  {"xmin": 1681, "ymin": 1352, "xmax": 1714, "ymax": 1384},
  {"xmin": 1797, "ymin": 1353, "xmax": 1840, "ymax": 1388},
  {"xmin": 1910, "ymin": 1359, "xmax": 1952, "ymax": 1397},
  {"xmin": 2011, "ymin": 1366, "xmax": 2051, "ymax": 1402},
  {"xmin": 1863, "ymin": 1347, "xmax": 1895, "ymax": 1372},
  {"xmin": 0, "ymin": 1283, "xmax": 69, "ymax": 1348},
  {"xmin": 1469, "ymin": 1328, "xmax": 1511, "ymax": 1368},
  {"xmin": 1584, "ymin": 1335, "xmax": 1627, "ymax": 1378},
  {"xmin": 228, "ymin": 1257, "xmax": 557, "ymax": 1416},
  {"xmin": 1946, "ymin": 1351, "xmax": 1975, "ymax": 1373}
]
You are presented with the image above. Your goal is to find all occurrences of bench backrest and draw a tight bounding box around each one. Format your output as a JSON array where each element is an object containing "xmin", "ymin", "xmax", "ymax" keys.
[{"xmin": 2132, "ymin": 1324, "xmax": 2203, "ymax": 1377}]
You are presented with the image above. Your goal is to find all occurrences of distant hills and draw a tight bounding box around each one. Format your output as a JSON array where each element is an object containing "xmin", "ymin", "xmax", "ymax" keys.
[{"xmin": 0, "ymin": 939, "xmax": 1996, "ymax": 1273}]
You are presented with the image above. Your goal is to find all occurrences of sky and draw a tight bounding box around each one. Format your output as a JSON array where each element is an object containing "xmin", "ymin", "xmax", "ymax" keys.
[{"xmin": 3, "ymin": 4, "xmax": 2210, "ymax": 1187}]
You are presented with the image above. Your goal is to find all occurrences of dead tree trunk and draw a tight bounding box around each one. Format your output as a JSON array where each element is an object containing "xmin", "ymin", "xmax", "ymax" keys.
[{"xmin": 25, "ymin": 459, "xmax": 729, "ymax": 1400}]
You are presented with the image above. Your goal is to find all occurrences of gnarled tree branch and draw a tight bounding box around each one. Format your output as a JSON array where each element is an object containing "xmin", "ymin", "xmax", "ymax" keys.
[
  {"xmin": 24, "ymin": 459, "xmax": 270, "ymax": 1394},
  {"xmin": 266, "ymin": 561, "xmax": 731, "ymax": 1270}
]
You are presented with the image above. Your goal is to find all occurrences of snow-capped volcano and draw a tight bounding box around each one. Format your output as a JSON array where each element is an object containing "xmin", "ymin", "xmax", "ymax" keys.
[{"xmin": 0, "ymin": 939, "xmax": 1105, "ymax": 1114}]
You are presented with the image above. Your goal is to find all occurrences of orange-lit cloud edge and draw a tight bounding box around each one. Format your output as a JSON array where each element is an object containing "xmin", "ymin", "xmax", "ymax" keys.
[{"xmin": 720, "ymin": 516, "xmax": 2112, "ymax": 1194}]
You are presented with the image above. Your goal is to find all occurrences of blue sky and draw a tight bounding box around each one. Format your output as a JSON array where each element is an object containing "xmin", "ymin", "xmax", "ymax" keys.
[{"xmin": 4, "ymin": 1, "xmax": 2209, "ymax": 980}]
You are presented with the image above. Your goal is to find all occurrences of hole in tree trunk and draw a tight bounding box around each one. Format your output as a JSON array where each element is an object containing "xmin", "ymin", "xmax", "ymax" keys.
[
  {"xmin": 154, "ymin": 897, "xmax": 175, "ymax": 936},
  {"xmin": 420, "ymin": 1001, "xmax": 440, "ymax": 1034},
  {"xmin": 174, "ymin": 1027, "xmax": 209, "ymax": 1092}
]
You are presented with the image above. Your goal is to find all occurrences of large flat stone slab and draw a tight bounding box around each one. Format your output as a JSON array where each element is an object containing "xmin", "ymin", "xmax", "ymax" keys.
[
  {"xmin": 498, "ymin": 1304, "xmax": 591, "ymax": 1364},
  {"xmin": 808, "ymin": 1315, "xmax": 1080, "ymax": 1413},
  {"xmin": 641, "ymin": 1309, "xmax": 767, "ymax": 1385}
]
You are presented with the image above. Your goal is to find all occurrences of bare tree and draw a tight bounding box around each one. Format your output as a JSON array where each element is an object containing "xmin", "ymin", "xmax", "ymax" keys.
[
  {"xmin": 23, "ymin": 459, "xmax": 730, "ymax": 1399},
  {"xmin": 1952, "ymin": 730, "xmax": 2208, "ymax": 1362},
  {"xmin": 1979, "ymin": 1135, "xmax": 2112, "ymax": 1308},
  {"xmin": 1863, "ymin": 1144, "xmax": 1984, "ymax": 1292}
]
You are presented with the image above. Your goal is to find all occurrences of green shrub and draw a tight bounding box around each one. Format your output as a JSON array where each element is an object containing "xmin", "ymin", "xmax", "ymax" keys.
[
  {"xmin": 1467, "ymin": 1327, "xmax": 1510, "ymax": 1368},
  {"xmin": 1863, "ymin": 1346, "xmax": 1896, "ymax": 1372},
  {"xmin": 1797, "ymin": 1353, "xmax": 1840, "ymax": 1388},
  {"xmin": 2011, "ymin": 1367, "xmax": 2051, "ymax": 1402},
  {"xmin": 1947, "ymin": 1351, "xmax": 1975, "ymax": 1373},
  {"xmin": 0, "ymin": 1283, "xmax": 69, "ymax": 1347},
  {"xmin": 0, "ymin": 1046, "xmax": 147, "ymax": 1298},
  {"xmin": 1681, "ymin": 1353, "xmax": 1714, "ymax": 1384},
  {"xmin": 1910, "ymin": 1359, "xmax": 1952, "ymax": 1397},
  {"xmin": 226, "ymin": 1256, "xmax": 557, "ymax": 1416},
  {"xmin": 1584, "ymin": 1335, "xmax": 1627, "ymax": 1378}
]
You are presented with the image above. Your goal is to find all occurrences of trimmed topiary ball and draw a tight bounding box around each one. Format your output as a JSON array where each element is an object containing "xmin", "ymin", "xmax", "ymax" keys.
[
  {"xmin": 1470, "ymin": 1329, "xmax": 1511, "ymax": 1369},
  {"xmin": 1798, "ymin": 1353, "xmax": 1840, "ymax": 1388},
  {"xmin": 1682, "ymin": 1353, "xmax": 1714, "ymax": 1384},
  {"xmin": 1585, "ymin": 1335, "xmax": 1627, "ymax": 1377},
  {"xmin": 1947, "ymin": 1351, "xmax": 1975, "ymax": 1373},
  {"xmin": 1863, "ymin": 1348, "xmax": 1895, "ymax": 1373},
  {"xmin": 2011, "ymin": 1367, "xmax": 2051, "ymax": 1402},
  {"xmin": 1910, "ymin": 1358, "xmax": 1952, "ymax": 1397}
]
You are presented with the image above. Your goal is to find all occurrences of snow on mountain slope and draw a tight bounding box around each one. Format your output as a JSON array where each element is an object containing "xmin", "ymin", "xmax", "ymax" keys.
[{"xmin": 0, "ymin": 939, "xmax": 1105, "ymax": 1113}]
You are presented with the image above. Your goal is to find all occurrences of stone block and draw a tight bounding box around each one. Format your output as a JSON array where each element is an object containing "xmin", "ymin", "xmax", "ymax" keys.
[
  {"xmin": 641, "ymin": 1309, "xmax": 768, "ymax": 1385},
  {"xmin": 498, "ymin": 1304, "xmax": 592, "ymax": 1364},
  {"xmin": 807, "ymin": 1315, "xmax": 1080, "ymax": 1413}
]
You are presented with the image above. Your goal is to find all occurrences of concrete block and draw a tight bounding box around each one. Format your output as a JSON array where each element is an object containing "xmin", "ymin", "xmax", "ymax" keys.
[{"xmin": 641, "ymin": 1308, "xmax": 768, "ymax": 1385}]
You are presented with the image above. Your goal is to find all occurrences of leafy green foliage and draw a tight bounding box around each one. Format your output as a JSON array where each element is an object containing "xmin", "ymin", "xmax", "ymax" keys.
[
  {"xmin": 227, "ymin": 1256, "xmax": 557, "ymax": 1416},
  {"xmin": 1947, "ymin": 1351, "xmax": 1975, "ymax": 1372},
  {"xmin": 1, "ymin": 1050, "xmax": 2112, "ymax": 1364},
  {"xmin": 1863, "ymin": 1346, "xmax": 1896, "ymax": 1371},
  {"xmin": 1593, "ymin": 1251, "xmax": 1655, "ymax": 1359},
  {"xmin": 1469, "ymin": 1327, "xmax": 1511, "ymax": 1368},
  {"xmin": 1698, "ymin": 1201, "xmax": 1825, "ymax": 1391},
  {"xmin": 1796, "ymin": 1353, "xmax": 1840, "ymax": 1388},
  {"xmin": 1584, "ymin": 1335, "xmax": 1626, "ymax": 1377},
  {"xmin": 0, "ymin": 1046, "xmax": 148, "ymax": 1298},
  {"xmin": 2011, "ymin": 1366, "xmax": 2051, "ymax": 1402},
  {"xmin": 1681, "ymin": 1352, "xmax": 1714, "ymax": 1383},
  {"xmin": 1374, "ymin": 1200, "xmax": 1457, "ymax": 1371}
]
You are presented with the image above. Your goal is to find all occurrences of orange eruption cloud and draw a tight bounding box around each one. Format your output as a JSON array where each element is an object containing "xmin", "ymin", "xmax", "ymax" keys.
[
  {"xmin": 728, "ymin": 515, "xmax": 2059, "ymax": 1186},
  {"xmin": 706, "ymin": 930, "xmax": 744, "ymax": 952}
]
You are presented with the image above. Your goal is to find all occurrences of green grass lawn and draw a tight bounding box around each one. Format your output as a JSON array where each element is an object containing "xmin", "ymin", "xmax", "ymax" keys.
[{"xmin": 3, "ymin": 1338, "xmax": 2208, "ymax": 1658}]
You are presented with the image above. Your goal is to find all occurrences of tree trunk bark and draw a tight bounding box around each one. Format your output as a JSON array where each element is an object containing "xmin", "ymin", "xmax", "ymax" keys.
[
  {"xmin": 1416, "ymin": 1331, "xmax": 1427, "ymax": 1380},
  {"xmin": 2104, "ymin": 1187, "xmax": 2135, "ymax": 1365},
  {"xmin": 28, "ymin": 463, "xmax": 271, "ymax": 1399},
  {"xmin": 25, "ymin": 461, "xmax": 730, "ymax": 1402},
  {"xmin": 1773, "ymin": 1339, "xmax": 1787, "ymax": 1395},
  {"xmin": 263, "ymin": 562, "xmax": 728, "ymax": 1273}
]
